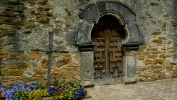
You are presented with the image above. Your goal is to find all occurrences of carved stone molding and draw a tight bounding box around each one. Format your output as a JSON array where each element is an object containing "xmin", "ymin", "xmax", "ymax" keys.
[{"xmin": 75, "ymin": 1, "xmax": 145, "ymax": 51}]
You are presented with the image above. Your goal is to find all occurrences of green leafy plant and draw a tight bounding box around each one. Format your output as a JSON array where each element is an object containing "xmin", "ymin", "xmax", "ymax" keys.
[{"xmin": 15, "ymin": 90, "xmax": 29, "ymax": 100}]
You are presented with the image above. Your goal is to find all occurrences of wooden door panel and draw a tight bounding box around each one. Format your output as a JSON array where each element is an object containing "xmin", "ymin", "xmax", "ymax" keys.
[
  {"xmin": 93, "ymin": 29, "xmax": 123, "ymax": 85},
  {"xmin": 108, "ymin": 30, "xmax": 122, "ymax": 84},
  {"xmin": 94, "ymin": 35, "xmax": 106, "ymax": 83}
]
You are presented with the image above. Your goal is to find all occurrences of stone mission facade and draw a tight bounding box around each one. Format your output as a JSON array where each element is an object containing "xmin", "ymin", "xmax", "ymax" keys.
[{"xmin": 0, "ymin": 0, "xmax": 177, "ymax": 86}]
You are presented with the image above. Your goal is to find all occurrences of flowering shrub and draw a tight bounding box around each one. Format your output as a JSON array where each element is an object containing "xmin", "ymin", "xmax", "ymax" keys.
[
  {"xmin": 51, "ymin": 82, "xmax": 87, "ymax": 100},
  {"xmin": 0, "ymin": 91, "xmax": 3, "ymax": 99},
  {"xmin": 0, "ymin": 82, "xmax": 87, "ymax": 100},
  {"xmin": 0, "ymin": 82, "xmax": 44, "ymax": 100},
  {"xmin": 27, "ymin": 89, "xmax": 49, "ymax": 100}
]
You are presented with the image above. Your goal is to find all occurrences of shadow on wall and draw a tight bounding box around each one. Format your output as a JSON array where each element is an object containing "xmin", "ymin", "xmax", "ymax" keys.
[
  {"xmin": 9, "ymin": 34, "xmax": 21, "ymax": 53},
  {"xmin": 168, "ymin": 0, "xmax": 177, "ymax": 61},
  {"xmin": 1, "ymin": 0, "xmax": 21, "ymax": 4}
]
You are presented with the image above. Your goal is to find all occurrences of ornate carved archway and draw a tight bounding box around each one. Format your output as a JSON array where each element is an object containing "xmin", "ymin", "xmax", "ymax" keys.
[{"xmin": 75, "ymin": 1, "xmax": 145, "ymax": 85}]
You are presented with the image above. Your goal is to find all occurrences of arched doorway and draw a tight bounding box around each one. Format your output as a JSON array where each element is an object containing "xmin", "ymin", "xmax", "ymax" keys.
[
  {"xmin": 75, "ymin": 2, "xmax": 145, "ymax": 86},
  {"xmin": 91, "ymin": 15, "xmax": 125, "ymax": 85}
]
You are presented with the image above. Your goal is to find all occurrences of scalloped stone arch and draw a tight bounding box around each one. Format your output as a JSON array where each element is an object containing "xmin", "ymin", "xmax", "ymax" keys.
[
  {"xmin": 75, "ymin": 1, "xmax": 144, "ymax": 51},
  {"xmin": 76, "ymin": 1, "xmax": 145, "ymax": 85}
]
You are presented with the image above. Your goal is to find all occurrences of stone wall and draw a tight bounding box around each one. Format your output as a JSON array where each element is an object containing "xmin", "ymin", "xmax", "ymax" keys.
[
  {"xmin": 134, "ymin": 0, "xmax": 177, "ymax": 81},
  {"xmin": 0, "ymin": 0, "xmax": 177, "ymax": 85},
  {"xmin": 0, "ymin": 0, "xmax": 82, "ymax": 86}
]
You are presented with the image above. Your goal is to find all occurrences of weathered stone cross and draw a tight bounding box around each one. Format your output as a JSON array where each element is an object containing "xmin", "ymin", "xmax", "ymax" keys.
[{"xmin": 31, "ymin": 32, "xmax": 68, "ymax": 92}]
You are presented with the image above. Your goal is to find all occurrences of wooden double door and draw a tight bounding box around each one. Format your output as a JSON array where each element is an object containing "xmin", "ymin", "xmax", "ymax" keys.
[{"xmin": 92, "ymin": 28, "xmax": 123, "ymax": 85}]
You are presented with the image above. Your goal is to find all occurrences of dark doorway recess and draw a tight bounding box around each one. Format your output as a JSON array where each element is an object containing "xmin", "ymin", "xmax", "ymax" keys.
[{"xmin": 91, "ymin": 15, "xmax": 125, "ymax": 85}]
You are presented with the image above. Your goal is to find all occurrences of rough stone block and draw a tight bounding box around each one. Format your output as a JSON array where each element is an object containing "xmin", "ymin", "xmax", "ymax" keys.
[
  {"xmin": 153, "ymin": 39, "xmax": 162, "ymax": 44},
  {"xmin": 41, "ymin": 59, "xmax": 48, "ymax": 68},
  {"xmin": 138, "ymin": 57, "xmax": 144, "ymax": 60},
  {"xmin": 165, "ymin": 74, "xmax": 171, "ymax": 79},
  {"xmin": 0, "ymin": 50, "xmax": 9, "ymax": 59},
  {"xmin": 170, "ymin": 62, "xmax": 176, "ymax": 65},
  {"xmin": 2, "ymin": 70, "xmax": 24, "ymax": 76},
  {"xmin": 37, "ymin": 18, "xmax": 49, "ymax": 24},
  {"xmin": 119, "ymin": 7, "xmax": 135, "ymax": 23},
  {"xmin": 141, "ymin": 73, "xmax": 149, "ymax": 78},
  {"xmin": 166, "ymin": 65, "xmax": 174, "ymax": 69},
  {"xmin": 153, "ymin": 69, "xmax": 161, "ymax": 73},
  {"xmin": 38, "ymin": 0, "xmax": 48, "ymax": 5},
  {"xmin": 67, "ymin": 31, "xmax": 75, "ymax": 44},
  {"xmin": 153, "ymin": 59, "xmax": 164, "ymax": 65},
  {"xmin": 79, "ymin": 4, "xmax": 99, "ymax": 23},
  {"xmin": 158, "ymin": 72, "xmax": 166, "ymax": 79},
  {"xmin": 6, "ymin": 64, "xmax": 18, "ymax": 69},
  {"xmin": 24, "ymin": 70, "xmax": 34, "ymax": 77},
  {"xmin": 46, "ymin": 12, "xmax": 53, "ymax": 17},
  {"xmin": 151, "ymin": 65, "xmax": 162, "ymax": 69},
  {"xmin": 34, "ymin": 70, "xmax": 46, "ymax": 76},
  {"xmin": 127, "ymin": 24, "xmax": 141, "ymax": 43},
  {"xmin": 127, "ymin": 56, "xmax": 136, "ymax": 77},
  {"xmin": 17, "ymin": 63, "xmax": 28, "ymax": 69},
  {"xmin": 29, "ymin": 51, "xmax": 42, "ymax": 60},
  {"xmin": 148, "ymin": 55, "xmax": 157, "ymax": 59},
  {"xmin": 145, "ymin": 60, "xmax": 152, "ymax": 65},
  {"xmin": 150, "ymin": 2, "xmax": 159, "ymax": 6},
  {"xmin": 64, "ymin": 56, "xmax": 71, "ymax": 63},
  {"xmin": 151, "ymin": 51, "xmax": 161, "ymax": 55},
  {"xmin": 97, "ymin": 2, "xmax": 107, "ymax": 12},
  {"xmin": 159, "ymin": 54, "xmax": 165, "ymax": 59},
  {"xmin": 80, "ymin": 52, "xmax": 94, "ymax": 80},
  {"xmin": 136, "ymin": 71, "xmax": 141, "ymax": 76},
  {"xmin": 9, "ymin": 55, "xmax": 25, "ymax": 60},
  {"xmin": 171, "ymin": 74, "xmax": 177, "ymax": 78},
  {"xmin": 0, "ymin": 6, "xmax": 5, "ymax": 14},
  {"xmin": 151, "ymin": 31, "xmax": 161, "ymax": 35},
  {"xmin": 107, "ymin": 2, "xmax": 122, "ymax": 12},
  {"xmin": 64, "ymin": 8, "xmax": 71, "ymax": 16},
  {"xmin": 76, "ymin": 21, "xmax": 93, "ymax": 44},
  {"xmin": 0, "ymin": 12, "xmax": 14, "ymax": 17},
  {"xmin": 123, "ymin": 55, "xmax": 137, "ymax": 83}
]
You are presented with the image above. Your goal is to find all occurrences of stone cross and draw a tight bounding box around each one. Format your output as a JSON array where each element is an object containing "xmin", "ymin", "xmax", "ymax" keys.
[{"xmin": 31, "ymin": 32, "xmax": 68, "ymax": 92}]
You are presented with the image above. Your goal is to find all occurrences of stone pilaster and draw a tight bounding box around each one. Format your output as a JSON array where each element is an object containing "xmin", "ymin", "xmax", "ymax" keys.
[
  {"xmin": 123, "ymin": 52, "xmax": 138, "ymax": 84},
  {"xmin": 80, "ymin": 51, "xmax": 94, "ymax": 86},
  {"xmin": 74, "ymin": 43, "xmax": 96, "ymax": 86}
]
